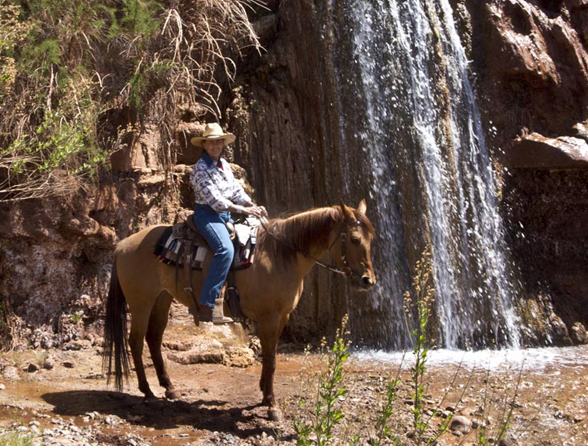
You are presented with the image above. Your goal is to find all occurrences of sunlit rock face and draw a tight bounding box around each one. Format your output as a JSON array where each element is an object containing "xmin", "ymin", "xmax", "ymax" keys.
[
  {"xmin": 230, "ymin": 0, "xmax": 588, "ymax": 348},
  {"xmin": 3, "ymin": 0, "xmax": 586, "ymax": 350},
  {"xmin": 466, "ymin": 0, "xmax": 588, "ymax": 346},
  {"xmin": 470, "ymin": 0, "xmax": 588, "ymax": 139}
]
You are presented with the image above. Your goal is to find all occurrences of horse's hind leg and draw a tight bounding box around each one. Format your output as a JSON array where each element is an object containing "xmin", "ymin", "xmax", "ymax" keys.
[
  {"xmin": 146, "ymin": 293, "xmax": 179, "ymax": 400},
  {"xmin": 128, "ymin": 307, "xmax": 155, "ymax": 401}
]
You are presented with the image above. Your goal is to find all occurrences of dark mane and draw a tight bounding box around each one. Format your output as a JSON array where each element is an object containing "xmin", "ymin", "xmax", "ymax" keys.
[
  {"xmin": 258, "ymin": 207, "xmax": 343, "ymax": 264},
  {"xmin": 257, "ymin": 205, "xmax": 375, "ymax": 264}
]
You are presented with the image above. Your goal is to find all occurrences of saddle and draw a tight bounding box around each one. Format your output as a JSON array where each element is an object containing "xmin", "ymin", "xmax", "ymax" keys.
[{"xmin": 153, "ymin": 213, "xmax": 259, "ymax": 321}]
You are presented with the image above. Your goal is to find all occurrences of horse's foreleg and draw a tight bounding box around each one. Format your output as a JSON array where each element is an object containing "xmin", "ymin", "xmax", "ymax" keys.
[
  {"xmin": 128, "ymin": 310, "xmax": 155, "ymax": 401},
  {"xmin": 258, "ymin": 314, "xmax": 289, "ymax": 421},
  {"xmin": 146, "ymin": 293, "xmax": 179, "ymax": 400}
]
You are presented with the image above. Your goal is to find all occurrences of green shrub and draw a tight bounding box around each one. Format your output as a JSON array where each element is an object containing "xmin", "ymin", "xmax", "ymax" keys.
[
  {"xmin": 1, "ymin": 0, "xmax": 261, "ymax": 202},
  {"xmin": 0, "ymin": 431, "xmax": 33, "ymax": 446},
  {"xmin": 294, "ymin": 316, "xmax": 351, "ymax": 446}
]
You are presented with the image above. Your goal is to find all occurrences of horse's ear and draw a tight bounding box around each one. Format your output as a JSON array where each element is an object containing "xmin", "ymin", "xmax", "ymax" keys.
[
  {"xmin": 357, "ymin": 199, "xmax": 367, "ymax": 214},
  {"xmin": 340, "ymin": 199, "xmax": 354, "ymax": 221}
]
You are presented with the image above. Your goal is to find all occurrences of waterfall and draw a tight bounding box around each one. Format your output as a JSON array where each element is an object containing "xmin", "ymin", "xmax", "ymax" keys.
[{"xmin": 338, "ymin": 0, "xmax": 521, "ymax": 349}]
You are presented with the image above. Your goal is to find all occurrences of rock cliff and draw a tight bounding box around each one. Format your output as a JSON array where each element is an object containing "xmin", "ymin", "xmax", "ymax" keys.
[
  {"xmin": 1, "ymin": 0, "xmax": 587, "ymax": 348},
  {"xmin": 465, "ymin": 0, "xmax": 588, "ymax": 344}
]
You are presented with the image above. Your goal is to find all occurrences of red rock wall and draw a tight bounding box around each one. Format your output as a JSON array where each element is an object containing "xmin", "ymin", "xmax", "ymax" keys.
[
  {"xmin": 465, "ymin": 0, "xmax": 588, "ymax": 343},
  {"xmin": 2, "ymin": 0, "xmax": 588, "ymax": 348},
  {"xmin": 228, "ymin": 0, "xmax": 588, "ymax": 345}
]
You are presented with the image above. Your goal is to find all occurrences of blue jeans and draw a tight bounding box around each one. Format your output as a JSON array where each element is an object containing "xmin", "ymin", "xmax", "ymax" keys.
[{"xmin": 193, "ymin": 205, "xmax": 234, "ymax": 309}]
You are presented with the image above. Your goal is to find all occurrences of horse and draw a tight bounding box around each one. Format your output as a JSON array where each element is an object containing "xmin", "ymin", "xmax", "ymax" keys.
[{"xmin": 103, "ymin": 199, "xmax": 376, "ymax": 420}]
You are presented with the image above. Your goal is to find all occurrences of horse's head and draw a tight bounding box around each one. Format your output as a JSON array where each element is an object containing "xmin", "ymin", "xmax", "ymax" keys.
[{"xmin": 330, "ymin": 199, "xmax": 376, "ymax": 291}]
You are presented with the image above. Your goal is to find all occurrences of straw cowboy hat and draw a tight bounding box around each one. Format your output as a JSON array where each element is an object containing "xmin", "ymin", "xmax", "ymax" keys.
[{"xmin": 190, "ymin": 123, "xmax": 236, "ymax": 147}]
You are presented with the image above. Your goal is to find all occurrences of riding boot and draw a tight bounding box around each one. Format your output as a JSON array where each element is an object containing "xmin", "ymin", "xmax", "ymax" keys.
[
  {"xmin": 213, "ymin": 297, "xmax": 234, "ymax": 324},
  {"xmin": 199, "ymin": 300, "xmax": 233, "ymax": 324}
]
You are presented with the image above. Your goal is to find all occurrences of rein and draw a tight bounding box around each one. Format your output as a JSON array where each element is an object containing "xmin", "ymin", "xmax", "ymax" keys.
[{"xmin": 260, "ymin": 220, "xmax": 354, "ymax": 277}]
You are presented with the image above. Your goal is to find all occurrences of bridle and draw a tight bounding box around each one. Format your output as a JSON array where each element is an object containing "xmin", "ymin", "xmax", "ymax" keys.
[{"xmin": 260, "ymin": 220, "xmax": 363, "ymax": 277}]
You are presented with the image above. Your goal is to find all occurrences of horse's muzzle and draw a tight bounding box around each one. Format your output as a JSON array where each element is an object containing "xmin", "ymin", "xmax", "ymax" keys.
[
  {"xmin": 361, "ymin": 275, "xmax": 375, "ymax": 288},
  {"xmin": 350, "ymin": 271, "xmax": 376, "ymax": 291}
]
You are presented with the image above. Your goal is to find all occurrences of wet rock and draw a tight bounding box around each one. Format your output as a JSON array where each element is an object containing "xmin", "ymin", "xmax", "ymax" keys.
[
  {"xmin": 26, "ymin": 363, "xmax": 39, "ymax": 373},
  {"xmin": 44, "ymin": 359, "xmax": 55, "ymax": 370},
  {"xmin": 549, "ymin": 313, "xmax": 571, "ymax": 344},
  {"xmin": 571, "ymin": 322, "xmax": 588, "ymax": 344},
  {"xmin": 62, "ymin": 361, "xmax": 76, "ymax": 368},
  {"xmin": 450, "ymin": 415, "xmax": 472, "ymax": 434}
]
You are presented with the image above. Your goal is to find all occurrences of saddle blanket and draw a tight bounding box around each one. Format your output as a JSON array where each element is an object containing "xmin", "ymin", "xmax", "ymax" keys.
[{"xmin": 153, "ymin": 218, "xmax": 259, "ymax": 271}]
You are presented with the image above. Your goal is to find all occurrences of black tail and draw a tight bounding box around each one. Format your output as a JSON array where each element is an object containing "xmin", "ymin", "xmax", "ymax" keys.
[{"xmin": 102, "ymin": 258, "xmax": 130, "ymax": 392}]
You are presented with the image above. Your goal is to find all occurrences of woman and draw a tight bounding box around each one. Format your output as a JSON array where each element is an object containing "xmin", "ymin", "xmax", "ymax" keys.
[{"xmin": 190, "ymin": 123, "xmax": 267, "ymax": 324}]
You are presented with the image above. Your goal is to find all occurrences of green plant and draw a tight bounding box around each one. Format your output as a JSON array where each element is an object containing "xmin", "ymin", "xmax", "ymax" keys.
[
  {"xmin": 475, "ymin": 363, "xmax": 523, "ymax": 446},
  {"xmin": 403, "ymin": 248, "xmax": 437, "ymax": 442},
  {"xmin": 10, "ymin": 352, "xmax": 23, "ymax": 368},
  {"xmin": 34, "ymin": 350, "xmax": 50, "ymax": 369},
  {"xmin": 293, "ymin": 315, "xmax": 351, "ymax": 446},
  {"xmin": 0, "ymin": 431, "xmax": 33, "ymax": 446},
  {"xmin": 70, "ymin": 311, "xmax": 83, "ymax": 324},
  {"xmin": 1, "ymin": 0, "xmax": 263, "ymax": 202},
  {"xmin": 370, "ymin": 367, "xmax": 403, "ymax": 446}
]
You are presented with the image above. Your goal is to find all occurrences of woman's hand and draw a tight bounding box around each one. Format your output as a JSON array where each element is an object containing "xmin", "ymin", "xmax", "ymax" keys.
[
  {"xmin": 231, "ymin": 203, "xmax": 268, "ymax": 222},
  {"xmin": 244, "ymin": 205, "xmax": 268, "ymax": 220}
]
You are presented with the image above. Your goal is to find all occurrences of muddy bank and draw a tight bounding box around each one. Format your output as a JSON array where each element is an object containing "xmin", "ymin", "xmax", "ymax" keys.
[{"xmin": 0, "ymin": 307, "xmax": 587, "ymax": 445}]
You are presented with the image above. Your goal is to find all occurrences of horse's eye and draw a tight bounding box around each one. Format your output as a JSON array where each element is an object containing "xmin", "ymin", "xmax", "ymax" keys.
[{"xmin": 350, "ymin": 236, "xmax": 361, "ymax": 245}]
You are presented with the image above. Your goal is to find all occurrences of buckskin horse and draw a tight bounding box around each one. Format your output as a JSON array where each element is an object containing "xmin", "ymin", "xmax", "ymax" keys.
[{"xmin": 103, "ymin": 200, "xmax": 376, "ymax": 420}]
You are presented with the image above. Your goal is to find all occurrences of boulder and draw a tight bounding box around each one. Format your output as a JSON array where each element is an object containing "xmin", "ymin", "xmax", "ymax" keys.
[
  {"xmin": 504, "ymin": 132, "xmax": 588, "ymax": 168},
  {"xmin": 571, "ymin": 322, "xmax": 588, "ymax": 343},
  {"xmin": 449, "ymin": 415, "xmax": 472, "ymax": 434}
]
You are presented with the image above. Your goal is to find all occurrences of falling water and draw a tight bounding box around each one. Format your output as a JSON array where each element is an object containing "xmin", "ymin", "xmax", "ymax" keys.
[{"xmin": 338, "ymin": 0, "xmax": 521, "ymax": 349}]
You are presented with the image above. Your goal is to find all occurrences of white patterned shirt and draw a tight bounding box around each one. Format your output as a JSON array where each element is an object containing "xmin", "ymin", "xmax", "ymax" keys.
[{"xmin": 190, "ymin": 154, "xmax": 252, "ymax": 212}]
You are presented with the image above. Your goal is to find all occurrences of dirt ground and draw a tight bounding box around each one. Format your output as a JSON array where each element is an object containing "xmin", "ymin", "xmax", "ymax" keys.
[{"xmin": 1, "ymin": 305, "xmax": 587, "ymax": 445}]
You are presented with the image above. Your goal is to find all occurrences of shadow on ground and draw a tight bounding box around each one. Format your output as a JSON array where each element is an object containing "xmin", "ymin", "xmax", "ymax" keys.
[{"xmin": 42, "ymin": 390, "xmax": 287, "ymax": 439}]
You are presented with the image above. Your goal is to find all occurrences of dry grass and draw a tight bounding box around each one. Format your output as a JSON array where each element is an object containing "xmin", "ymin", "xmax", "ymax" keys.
[{"xmin": 0, "ymin": 0, "xmax": 264, "ymax": 202}]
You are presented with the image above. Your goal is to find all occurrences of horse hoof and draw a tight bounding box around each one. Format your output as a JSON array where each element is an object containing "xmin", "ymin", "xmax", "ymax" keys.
[
  {"xmin": 268, "ymin": 407, "xmax": 282, "ymax": 421},
  {"xmin": 165, "ymin": 389, "xmax": 181, "ymax": 400}
]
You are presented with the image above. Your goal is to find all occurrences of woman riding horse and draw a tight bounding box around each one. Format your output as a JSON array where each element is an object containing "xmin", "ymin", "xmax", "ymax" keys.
[
  {"xmin": 104, "ymin": 128, "xmax": 376, "ymax": 419},
  {"xmin": 189, "ymin": 123, "xmax": 268, "ymax": 323}
]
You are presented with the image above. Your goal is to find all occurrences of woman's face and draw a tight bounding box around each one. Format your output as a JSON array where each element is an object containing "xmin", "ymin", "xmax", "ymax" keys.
[{"xmin": 202, "ymin": 138, "xmax": 226, "ymax": 160}]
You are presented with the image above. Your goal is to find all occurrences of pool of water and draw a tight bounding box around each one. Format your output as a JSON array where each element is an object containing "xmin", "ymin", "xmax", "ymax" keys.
[{"xmin": 354, "ymin": 345, "xmax": 588, "ymax": 371}]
